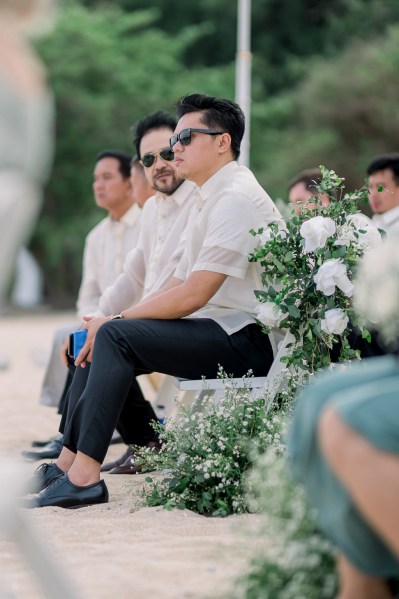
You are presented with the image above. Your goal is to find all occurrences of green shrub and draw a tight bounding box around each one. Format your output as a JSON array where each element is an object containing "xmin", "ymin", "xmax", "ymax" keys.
[{"xmin": 138, "ymin": 371, "xmax": 301, "ymax": 517}]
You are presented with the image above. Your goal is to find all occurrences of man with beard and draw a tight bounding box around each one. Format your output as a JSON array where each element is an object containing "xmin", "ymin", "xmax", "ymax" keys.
[{"xmin": 27, "ymin": 111, "xmax": 196, "ymax": 470}]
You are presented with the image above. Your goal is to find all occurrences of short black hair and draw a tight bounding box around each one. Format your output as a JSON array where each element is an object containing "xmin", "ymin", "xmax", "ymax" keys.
[
  {"xmin": 96, "ymin": 149, "xmax": 132, "ymax": 179},
  {"xmin": 288, "ymin": 168, "xmax": 322, "ymax": 193},
  {"xmin": 175, "ymin": 93, "xmax": 245, "ymax": 160},
  {"xmin": 133, "ymin": 111, "xmax": 177, "ymax": 159},
  {"xmin": 366, "ymin": 153, "xmax": 399, "ymax": 185}
]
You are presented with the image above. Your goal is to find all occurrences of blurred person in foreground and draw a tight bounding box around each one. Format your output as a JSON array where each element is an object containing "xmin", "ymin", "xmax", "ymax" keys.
[
  {"xmin": 0, "ymin": 0, "xmax": 56, "ymax": 309},
  {"xmin": 367, "ymin": 153, "xmax": 399, "ymax": 236},
  {"xmin": 290, "ymin": 235, "xmax": 399, "ymax": 599}
]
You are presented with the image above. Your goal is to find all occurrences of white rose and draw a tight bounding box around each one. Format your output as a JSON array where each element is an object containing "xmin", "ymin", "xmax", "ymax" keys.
[
  {"xmin": 257, "ymin": 302, "xmax": 284, "ymax": 327},
  {"xmin": 335, "ymin": 223, "xmax": 356, "ymax": 247},
  {"xmin": 320, "ymin": 308, "xmax": 349, "ymax": 334},
  {"xmin": 314, "ymin": 258, "xmax": 354, "ymax": 297},
  {"xmin": 335, "ymin": 214, "xmax": 382, "ymax": 251},
  {"xmin": 300, "ymin": 216, "xmax": 336, "ymax": 253},
  {"xmin": 354, "ymin": 224, "xmax": 382, "ymax": 251}
]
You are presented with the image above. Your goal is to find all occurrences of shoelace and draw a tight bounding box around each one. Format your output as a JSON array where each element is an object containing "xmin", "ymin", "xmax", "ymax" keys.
[
  {"xmin": 34, "ymin": 462, "xmax": 52, "ymax": 478},
  {"xmin": 43, "ymin": 472, "xmax": 65, "ymax": 491}
]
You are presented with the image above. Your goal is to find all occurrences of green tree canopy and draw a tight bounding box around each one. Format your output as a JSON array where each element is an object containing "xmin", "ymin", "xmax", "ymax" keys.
[
  {"xmin": 251, "ymin": 25, "xmax": 399, "ymax": 201},
  {"xmin": 33, "ymin": 0, "xmax": 233, "ymax": 304}
]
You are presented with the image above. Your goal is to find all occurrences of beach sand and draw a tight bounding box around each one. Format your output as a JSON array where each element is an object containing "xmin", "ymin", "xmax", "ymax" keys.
[{"xmin": 0, "ymin": 311, "xmax": 266, "ymax": 599}]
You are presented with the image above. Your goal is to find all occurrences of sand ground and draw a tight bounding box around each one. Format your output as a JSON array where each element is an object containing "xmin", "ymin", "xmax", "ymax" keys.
[{"xmin": 0, "ymin": 311, "xmax": 266, "ymax": 599}]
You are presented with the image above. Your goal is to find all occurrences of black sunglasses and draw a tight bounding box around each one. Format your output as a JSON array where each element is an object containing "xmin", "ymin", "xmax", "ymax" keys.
[
  {"xmin": 140, "ymin": 147, "xmax": 174, "ymax": 168},
  {"xmin": 169, "ymin": 128, "xmax": 224, "ymax": 149}
]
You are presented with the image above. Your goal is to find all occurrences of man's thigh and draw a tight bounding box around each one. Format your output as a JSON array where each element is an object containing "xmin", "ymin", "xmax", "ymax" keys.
[{"xmin": 99, "ymin": 318, "xmax": 271, "ymax": 380}]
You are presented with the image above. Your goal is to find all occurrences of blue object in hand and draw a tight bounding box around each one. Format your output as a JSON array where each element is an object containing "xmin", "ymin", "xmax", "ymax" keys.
[{"xmin": 68, "ymin": 329, "xmax": 88, "ymax": 360}]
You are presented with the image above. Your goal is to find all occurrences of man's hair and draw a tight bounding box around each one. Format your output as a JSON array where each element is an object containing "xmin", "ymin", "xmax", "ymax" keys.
[
  {"xmin": 288, "ymin": 168, "xmax": 322, "ymax": 193},
  {"xmin": 133, "ymin": 111, "xmax": 177, "ymax": 159},
  {"xmin": 366, "ymin": 153, "xmax": 399, "ymax": 185},
  {"xmin": 175, "ymin": 93, "xmax": 245, "ymax": 160},
  {"xmin": 95, "ymin": 149, "xmax": 132, "ymax": 179}
]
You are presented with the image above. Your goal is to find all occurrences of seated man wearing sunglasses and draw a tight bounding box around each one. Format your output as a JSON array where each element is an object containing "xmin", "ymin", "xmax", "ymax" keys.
[
  {"xmin": 27, "ymin": 110, "xmax": 197, "ymax": 476},
  {"xmin": 24, "ymin": 93, "xmax": 284, "ymax": 508}
]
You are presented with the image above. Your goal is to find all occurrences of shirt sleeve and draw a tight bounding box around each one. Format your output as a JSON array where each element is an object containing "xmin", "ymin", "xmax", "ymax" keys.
[
  {"xmin": 192, "ymin": 196, "xmax": 260, "ymax": 279},
  {"xmin": 96, "ymin": 246, "xmax": 146, "ymax": 316},
  {"xmin": 76, "ymin": 230, "xmax": 103, "ymax": 318}
]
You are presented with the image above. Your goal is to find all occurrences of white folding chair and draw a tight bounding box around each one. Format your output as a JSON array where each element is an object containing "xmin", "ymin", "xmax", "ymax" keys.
[{"xmin": 151, "ymin": 332, "xmax": 294, "ymax": 420}]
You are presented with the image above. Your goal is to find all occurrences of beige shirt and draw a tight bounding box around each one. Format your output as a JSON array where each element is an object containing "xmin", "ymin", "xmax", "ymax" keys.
[
  {"xmin": 174, "ymin": 161, "xmax": 285, "ymax": 334},
  {"xmin": 372, "ymin": 205, "xmax": 399, "ymax": 236},
  {"xmin": 76, "ymin": 202, "xmax": 141, "ymax": 317},
  {"xmin": 97, "ymin": 180, "xmax": 197, "ymax": 316}
]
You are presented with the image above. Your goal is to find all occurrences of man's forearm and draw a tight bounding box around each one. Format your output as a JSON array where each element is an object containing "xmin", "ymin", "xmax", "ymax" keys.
[{"xmin": 121, "ymin": 271, "xmax": 227, "ymax": 320}]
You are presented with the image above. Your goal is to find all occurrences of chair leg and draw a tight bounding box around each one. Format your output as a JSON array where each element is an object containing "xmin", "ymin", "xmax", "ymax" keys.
[{"xmin": 151, "ymin": 375, "xmax": 180, "ymax": 418}]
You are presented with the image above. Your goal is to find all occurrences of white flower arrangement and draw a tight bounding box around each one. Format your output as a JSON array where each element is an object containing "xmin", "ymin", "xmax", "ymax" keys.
[
  {"xmin": 136, "ymin": 369, "xmax": 297, "ymax": 516},
  {"xmin": 251, "ymin": 166, "xmax": 382, "ymax": 373},
  {"xmin": 354, "ymin": 234, "xmax": 399, "ymax": 348}
]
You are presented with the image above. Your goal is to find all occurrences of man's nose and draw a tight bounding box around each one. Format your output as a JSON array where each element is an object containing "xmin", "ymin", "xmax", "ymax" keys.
[{"xmin": 172, "ymin": 140, "xmax": 183, "ymax": 153}]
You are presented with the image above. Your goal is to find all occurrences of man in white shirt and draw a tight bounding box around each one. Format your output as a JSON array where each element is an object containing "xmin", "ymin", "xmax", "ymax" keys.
[
  {"xmin": 38, "ymin": 150, "xmax": 142, "ymax": 403},
  {"xmin": 24, "ymin": 94, "xmax": 284, "ymax": 508},
  {"xmin": 23, "ymin": 150, "xmax": 150, "ymax": 460},
  {"xmin": 367, "ymin": 153, "xmax": 399, "ymax": 235}
]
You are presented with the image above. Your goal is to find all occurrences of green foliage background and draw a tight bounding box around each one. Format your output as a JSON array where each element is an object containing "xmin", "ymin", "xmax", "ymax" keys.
[{"xmin": 32, "ymin": 0, "xmax": 399, "ymax": 305}]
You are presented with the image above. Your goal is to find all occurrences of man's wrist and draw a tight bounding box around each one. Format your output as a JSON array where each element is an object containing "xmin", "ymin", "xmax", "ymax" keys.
[{"xmin": 109, "ymin": 312, "xmax": 124, "ymax": 320}]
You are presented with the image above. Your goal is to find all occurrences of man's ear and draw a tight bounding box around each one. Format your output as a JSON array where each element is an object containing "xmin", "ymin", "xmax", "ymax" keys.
[{"xmin": 217, "ymin": 132, "xmax": 232, "ymax": 155}]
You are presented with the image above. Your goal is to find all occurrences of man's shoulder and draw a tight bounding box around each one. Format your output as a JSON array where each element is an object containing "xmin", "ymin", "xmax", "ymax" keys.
[
  {"xmin": 85, "ymin": 216, "xmax": 109, "ymax": 243},
  {"xmin": 218, "ymin": 166, "xmax": 276, "ymax": 209}
]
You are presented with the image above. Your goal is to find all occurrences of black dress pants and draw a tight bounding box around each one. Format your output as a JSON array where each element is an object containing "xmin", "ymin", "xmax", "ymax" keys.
[
  {"xmin": 59, "ymin": 363, "xmax": 158, "ymax": 446},
  {"xmin": 60, "ymin": 318, "xmax": 273, "ymax": 464}
]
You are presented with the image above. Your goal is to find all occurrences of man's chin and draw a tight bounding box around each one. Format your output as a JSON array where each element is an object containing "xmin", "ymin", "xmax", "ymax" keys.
[{"xmin": 154, "ymin": 178, "xmax": 184, "ymax": 196}]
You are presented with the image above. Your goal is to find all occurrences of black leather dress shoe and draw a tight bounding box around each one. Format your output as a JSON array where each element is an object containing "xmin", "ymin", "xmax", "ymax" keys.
[
  {"xmin": 109, "ymin": 441, "xmax": 162, "ymax": 475},
  {"xmin": 101, "ymin": 445, "xmax": 134, "ymax": 472},
  {"xmin": 22, "ymin": 474, "xmax": 109, "ymax": 509},
  {"xmin": 26, "ymin": 462, "xmax": 64, "ymax": 494},
  {"xmin": 31, "ymin": 433, "xmax": 63, "ymax": 448},
  {"xmin": 22, "ymin": 436, "xmax": 63, "ymax": 461}
]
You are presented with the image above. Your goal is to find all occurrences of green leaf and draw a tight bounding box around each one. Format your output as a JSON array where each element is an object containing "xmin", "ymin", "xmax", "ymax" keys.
[{"xmin": 287, "ymin": 304, "xmax": 301, "ymax": 318}]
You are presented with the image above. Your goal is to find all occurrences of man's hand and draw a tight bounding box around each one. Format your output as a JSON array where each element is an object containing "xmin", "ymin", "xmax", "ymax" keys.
[{"xmin": 74, "ymin": 316, "xmax": 109, "ymax": 367}]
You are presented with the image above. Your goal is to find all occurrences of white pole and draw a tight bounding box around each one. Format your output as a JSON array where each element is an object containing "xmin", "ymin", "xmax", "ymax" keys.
[{"xmin": 235, "ymin": 0, "xmax": 252, "ymax": 167}]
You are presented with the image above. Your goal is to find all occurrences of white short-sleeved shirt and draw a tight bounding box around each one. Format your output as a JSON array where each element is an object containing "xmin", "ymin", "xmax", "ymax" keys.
[
  {"xmin": 174, "ymin": 161, "xmax": 285, "ymax": 334},
  {"xmin": 97, "ymin": 180, "xmax": 197, "ymax": 316},
  {"xmin": 372, "ymin": 205, "xmax": 399, "ymax": 236},
  {"xmin": 76, "ymin": 202, "xmax": 141, "ymax": 317}
]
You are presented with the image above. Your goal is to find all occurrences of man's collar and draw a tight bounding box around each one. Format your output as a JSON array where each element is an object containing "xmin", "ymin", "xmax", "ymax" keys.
[
  {"xmin": 155, "ymin": 180, "xmax": 197, "ymax": 206},
  {"xmin": 197, "ymin": 161, "xmax": 238, "ymax": 205},
  {"xmin": 372, "ymin": 204, "xmax": 399, "ymax": 226},
  {"xmin": 108, "ymin": 202, "xmax": 141, "ymax": 226}
]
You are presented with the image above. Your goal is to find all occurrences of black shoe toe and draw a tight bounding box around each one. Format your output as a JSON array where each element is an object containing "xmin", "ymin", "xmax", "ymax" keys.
[
  {"xmin": 22, "ymin": 474, "xmax": 109, "ymax": 509},
  {"xmin": 101, "ymin": 445, "xmax": 134, "ymax": 472},
  {"xmin": 22, "ymin": 437, "xmax": 63, "ymax": 461}
]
